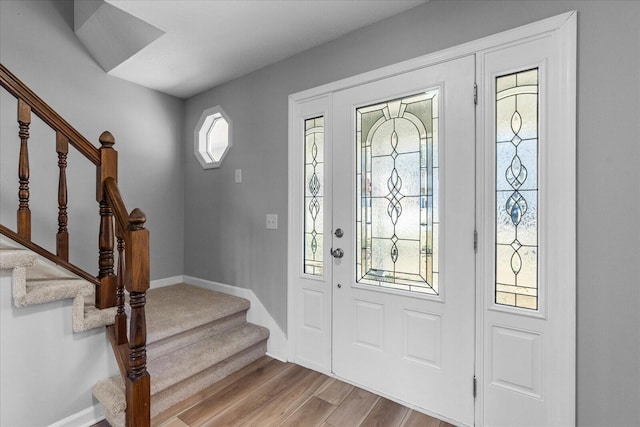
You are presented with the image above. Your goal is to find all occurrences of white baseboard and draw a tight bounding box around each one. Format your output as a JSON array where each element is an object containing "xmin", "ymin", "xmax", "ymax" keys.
[
  {"xmin": 48, "ymin": 404, "xmax": 104, "ymax": 427},
  {"xmin": 183, "ymin": 276, "xmax": 288, "ymax": 361},
  {"xmin": 151, "ymin": 275, "xmax": 184, "ymax": 288}
]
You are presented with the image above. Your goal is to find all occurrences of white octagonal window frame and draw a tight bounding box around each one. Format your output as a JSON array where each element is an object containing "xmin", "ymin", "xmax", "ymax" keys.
[{"xmin": 194, "ymin": 105, "xmax": 232, "ymax": 169}]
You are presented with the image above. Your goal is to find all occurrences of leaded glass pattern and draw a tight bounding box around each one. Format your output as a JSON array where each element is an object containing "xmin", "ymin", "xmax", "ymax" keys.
[
  {"xmin": 356, "ymin": 91, "xmax": 439, "ymax": 294},
  {"xmin": 304, "ymin": 117, "xmax": 324, "ymax": 276},
  {"xmin": 495, "ymin": 68, "xmax": 539, "ymax": 310}
]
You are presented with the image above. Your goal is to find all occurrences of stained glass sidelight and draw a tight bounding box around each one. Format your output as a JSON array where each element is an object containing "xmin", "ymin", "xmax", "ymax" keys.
[
  {"xmin": 356, "ymin": 91, "xmax": 439, "ymax": 294},
  {"xmin": 304, "ymin": 117, "xmax": 324, "ymax": 276},
  {"xmin": 495, "ymin": 68, "xmax": 539, "ymax": 310}
]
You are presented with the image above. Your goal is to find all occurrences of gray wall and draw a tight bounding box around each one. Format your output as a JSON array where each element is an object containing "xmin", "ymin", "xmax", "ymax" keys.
[
  {"xmin": 0, "ymin": 0, "xmax": 185, "ymax": 280},
  {"xmin": 183, "ymin": 1, "xmax": 640, "ymax": 426},
  {"xmin": 0, "ymin": 1, "xmax": 184, "ymax": 424},
  {"xmin": 0, "ymin": 269, "xmax": 116, "ymax": 426}
]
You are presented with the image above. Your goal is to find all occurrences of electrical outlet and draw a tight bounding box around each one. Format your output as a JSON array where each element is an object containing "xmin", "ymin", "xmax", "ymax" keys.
[
  {"xmin": 235, "ymin": 169, "xmax": 242, "ymax": 183},
  {"xmin": 266, "ymin": 214, "xmax": 278, "ymax": 230}
]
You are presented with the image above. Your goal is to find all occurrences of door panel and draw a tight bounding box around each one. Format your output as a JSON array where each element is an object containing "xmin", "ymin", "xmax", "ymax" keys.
[
  {"xmin": 332, "ymin": 55, "xmax": 476, "ymax": 425},
  {"xmin": 290, "ymin": 96, "xmax": 333, "ymax": 373},
  {"xmin": 478, "ymin": 30, "xmax": 576, "ymax": 426}
]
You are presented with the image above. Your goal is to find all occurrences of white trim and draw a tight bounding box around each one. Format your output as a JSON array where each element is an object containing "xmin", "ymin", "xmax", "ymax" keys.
[
  {"xmin": 183, "ymin": 276, "xmax": 288, "ymax": 361},
  {"xmin": 48, "ymin": 404, "xmax": 104, "ymax": 427},
  {"xmin": 150, "ymin": 275, "xmax": 184, "ymax": 288},
  {"xmin": 550, "ymin": 11, "xmax": 577, "ymax": 426},
  {"xmin": 194, "ymin": 105, "xmax": 233, "ymax": 169},
  {"xmin": 289, "ymin": 12, "xmax": 574, "ymax": 103},
  {"xmin": 287, "ymin": 96, "xmax": 296, "ymax": 362}
]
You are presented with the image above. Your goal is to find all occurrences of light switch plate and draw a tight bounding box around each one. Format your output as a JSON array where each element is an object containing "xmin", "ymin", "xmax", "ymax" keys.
[
  {"xmin": 266, "ymin": 214, "xmax": 278, "ymax": 230},
  {"xmin": 235, "ymin": 169, "xmax": 242, "ymax": 183}
]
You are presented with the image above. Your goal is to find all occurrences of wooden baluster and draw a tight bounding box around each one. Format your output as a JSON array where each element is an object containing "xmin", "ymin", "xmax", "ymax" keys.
[
  {"xmin": 115, "ymin": 228, "xmax": 127, "ymax": 345},
  {"xmin": 96, "ymin": 131, "xmax": 118, "ymax": 309},
  {"xmin": 125, "ymin": 208, "xmax": 150, "ymax": 426},
  {"xmin": 96, "ymin": 200, "xmax": 116, "ymax": 308},
  {"xmin": 56, "ymin": 132, "xmax": 69, "ymax": 261},
  {"xmin": 17, "ymin": 99, "xmax": 31, "ymax": 239}
]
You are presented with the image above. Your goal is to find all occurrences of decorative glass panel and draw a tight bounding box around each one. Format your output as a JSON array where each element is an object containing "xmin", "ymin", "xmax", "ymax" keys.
[
  {"xmin": 495, "ymin": 68, "xmax": 539, "ymax": 310},
  {"xmin": 304, "ymin": 116, "xmax": 324, "ymax": 276},
  {"xmin": 356, "ymin": 91, "xmax": 439, "ymax": 294}
]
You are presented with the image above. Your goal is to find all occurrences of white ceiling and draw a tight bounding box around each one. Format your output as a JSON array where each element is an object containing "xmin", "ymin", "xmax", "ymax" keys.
[{"xmin": 98, "ymin": 0, "xmax": 427, "ymax": 98}]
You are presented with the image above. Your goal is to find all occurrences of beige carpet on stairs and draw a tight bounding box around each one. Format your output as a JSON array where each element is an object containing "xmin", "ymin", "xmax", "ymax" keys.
[
  {"xmin": 92, "ymin": 283, "xmax": 270, "ymax": 425},
  {"xmin": 0, "ymin": 242, "xmax": 116, "ymax": 332},
  {"xmin": 1, "ymin": 243, "xmax": 270, "ymax": 425}
]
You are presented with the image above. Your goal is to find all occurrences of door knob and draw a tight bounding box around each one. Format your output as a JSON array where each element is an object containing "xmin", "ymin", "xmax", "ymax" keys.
[{"xmin": 331, "ymin": 248, "xmax": 344, "ymax": 258}]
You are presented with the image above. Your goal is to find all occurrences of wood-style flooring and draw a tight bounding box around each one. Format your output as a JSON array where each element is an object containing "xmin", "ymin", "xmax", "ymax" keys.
[{"xmin": 94, "ymin": 356, "xmax": 453, "ymax": 427}]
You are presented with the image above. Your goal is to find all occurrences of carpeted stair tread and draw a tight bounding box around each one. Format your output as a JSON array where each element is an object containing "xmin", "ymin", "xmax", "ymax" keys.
[
  {"xmin": 83, "ymin": 303, "xmax": 116, "ymax": 330},
  {"xmin": 145, "ymin": 283, "xmax": 251, "ymax": 344},
  {"xmin": 147, "ymin": 310, "xmax": 247, "ymax": 359},
  {"xmin": 149, "ymin": 322, "xmax": 269, "ymax": 394},
  {"xmin": 93, "ymin": 375, "xmax": 126, "ymax": 415},
  {"xmin": 21, "ymin": 278, "xmax": 93, "ymax": 306},
  {"xmin": 93, "ymin": 339, "xmax": 269, "ymax": 422},
  {"xmin": 0, "ymin": 247, "xmax": 36, "ymax": 268},
  {"xmin": 151, "ymin": 341, "xmax": 267, "ymax": 418}
]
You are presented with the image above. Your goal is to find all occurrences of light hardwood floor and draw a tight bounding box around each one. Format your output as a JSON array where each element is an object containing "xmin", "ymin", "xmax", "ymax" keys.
[{"xmin": 94, "ymin": 356, "xmax": 453, "ymax": 427}]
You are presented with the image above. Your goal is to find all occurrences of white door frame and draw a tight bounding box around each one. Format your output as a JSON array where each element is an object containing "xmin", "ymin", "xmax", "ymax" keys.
[{"xmin": 287, "ymin": 11, "xmax": 576, "ymax": 425}]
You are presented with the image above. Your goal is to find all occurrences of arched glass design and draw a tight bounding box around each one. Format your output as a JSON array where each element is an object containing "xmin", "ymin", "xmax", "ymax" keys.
[{"xmin": 356, "ymin": 90, "xmax": 439, "ymax": 294}]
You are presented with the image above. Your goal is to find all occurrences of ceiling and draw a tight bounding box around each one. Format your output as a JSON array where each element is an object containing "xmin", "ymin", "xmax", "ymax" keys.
[{"xmin": 75, "ymin": 0, "xmax": 427, "ymax": 99}]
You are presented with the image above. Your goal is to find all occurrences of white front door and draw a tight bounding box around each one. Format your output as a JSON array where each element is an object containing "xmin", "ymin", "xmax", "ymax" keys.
[
  {"xmin": 289, "ymin": 13, "xmax": 575, "ymax": 427},
  {"xmin": 331, "ymin": 55, "xmax": 476, "ymax": 425}
]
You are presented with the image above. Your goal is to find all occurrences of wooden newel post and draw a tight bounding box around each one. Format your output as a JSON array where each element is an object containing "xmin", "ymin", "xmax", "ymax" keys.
[
  {"xmin": 96, "ymin": 131, "xmax": 118, "ymax": 309},
  {"xmin": 125, "ymin": 208, "xmax": 150, "ymax": 426},
  {"xmin": 17, "ymin": 99, "xmax": 31, "ymax": 239}
]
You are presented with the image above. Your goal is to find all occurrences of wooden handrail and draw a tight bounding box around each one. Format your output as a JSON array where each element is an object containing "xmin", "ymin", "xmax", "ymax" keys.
[
  {"xmin": 0, "ymin": 64, "xmax": 100, "ymax": 165},
  {"xmin": 0, "ymin": 224, "xmax": 101, "ymax": 287},
  {"xmin": 104, "ymin": 178, "xmax": 129, "ymax": 232}
]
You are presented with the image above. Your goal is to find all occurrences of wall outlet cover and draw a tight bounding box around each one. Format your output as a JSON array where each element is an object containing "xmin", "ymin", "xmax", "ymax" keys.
[{"xmin": 266, "ymin": 214, "xmax": 278, "ymax": 230}]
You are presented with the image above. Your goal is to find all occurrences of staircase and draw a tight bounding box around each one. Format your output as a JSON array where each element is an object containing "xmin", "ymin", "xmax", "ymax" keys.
[
  {"xmin": 0, "ymin": 243, "xmax": 116, "ymax": 332},
  {"xmin": 0, "ymin": 63, "xmax": 270, "ymax": 426},
  {"xmin": 0, "ymin": 242, "xmax": 269, "ymax": 426},
  {"xmin": 94, "ymin": 284, "xmax": 269, "ymax": 426}
]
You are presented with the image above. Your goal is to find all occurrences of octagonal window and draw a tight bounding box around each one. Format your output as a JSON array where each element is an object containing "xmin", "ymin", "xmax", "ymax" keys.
[{"xmin": 194, "ymin": 106, "xmax": 232, "ymax": 169}]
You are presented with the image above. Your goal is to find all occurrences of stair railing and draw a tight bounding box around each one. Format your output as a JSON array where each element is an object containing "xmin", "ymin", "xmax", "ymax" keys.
[{"xmin": 0, "ymin": 63, "xmax": 150, "ymax": 426}]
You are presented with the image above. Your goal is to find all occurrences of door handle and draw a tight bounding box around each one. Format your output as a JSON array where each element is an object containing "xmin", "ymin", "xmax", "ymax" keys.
[{"xmin": 331, "ymin": 248, "xmax": 344, "ymax": 258}]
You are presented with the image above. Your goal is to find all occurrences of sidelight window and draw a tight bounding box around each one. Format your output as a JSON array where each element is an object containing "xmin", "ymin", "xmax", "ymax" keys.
[
  {"xmin": 495, "ymin": 68, "xmax": 539, "ymax": 310},
  {"xmin": 303, "ymin": 116, "xmax": 324, "ymax": 276}
]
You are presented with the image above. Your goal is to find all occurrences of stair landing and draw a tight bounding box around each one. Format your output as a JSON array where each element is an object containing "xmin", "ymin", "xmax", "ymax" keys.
[{"xmin": 145, "ymin": 283, "xmax": 250, "ymax": 344}]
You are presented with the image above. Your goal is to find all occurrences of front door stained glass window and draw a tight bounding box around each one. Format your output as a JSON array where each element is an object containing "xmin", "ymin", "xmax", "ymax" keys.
[
  {"xmin": 495, "ymin": 68, "xmax": 539, "ymax": 310},
  {"xmin": 304, "ymin": 117, "xmax": 324, "ymax": 276},
  {"xmin": 356, "ymin": 91, "xmax": 439, "ymax": 294}
]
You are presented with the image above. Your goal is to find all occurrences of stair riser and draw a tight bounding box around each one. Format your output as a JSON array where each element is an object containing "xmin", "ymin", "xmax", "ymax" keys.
[
  {"xmin": 150, "ymin": 340, "xmax": 268, "ymax": 419},
  {"xmin": 147, "ymin": 310, "xmax": 247, "ymax": 359}
]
